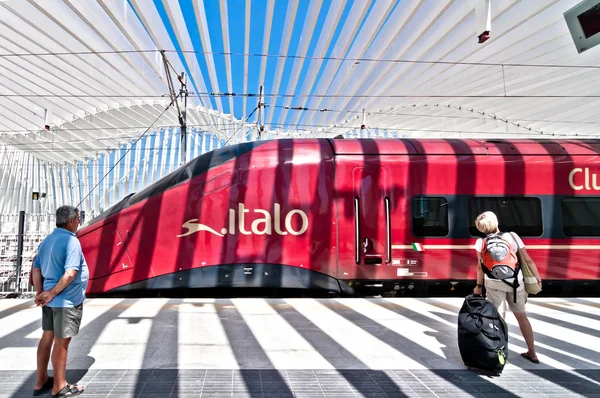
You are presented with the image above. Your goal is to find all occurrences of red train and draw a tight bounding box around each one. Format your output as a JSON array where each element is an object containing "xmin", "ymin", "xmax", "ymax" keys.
[{"xmin": 77, "ymin": 138, "xmax": 600, "ymax": 297}]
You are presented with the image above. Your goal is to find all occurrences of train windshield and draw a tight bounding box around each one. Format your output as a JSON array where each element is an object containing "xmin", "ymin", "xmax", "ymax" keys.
[{"xmin": 127, "ymin": 141, "xmax": 263, "ymax": 207}]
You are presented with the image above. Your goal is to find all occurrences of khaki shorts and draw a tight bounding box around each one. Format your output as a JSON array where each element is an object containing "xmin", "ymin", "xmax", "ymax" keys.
[
  {"xmin": 486, "ymin": 284, "xmax": 528, "ymax": 313},
  {"xmin": 42, "ymin": 303, "xmax": 83, "ymax": 339}
]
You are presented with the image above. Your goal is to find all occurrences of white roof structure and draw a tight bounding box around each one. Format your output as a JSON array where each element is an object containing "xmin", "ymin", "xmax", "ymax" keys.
[
  {"xmin": 0, "ymin": 0, "xmax": 599, "ymax": 223},
  {"xmin": 0, "ymin": 0, "xmax": 598, "ymax": 156}
]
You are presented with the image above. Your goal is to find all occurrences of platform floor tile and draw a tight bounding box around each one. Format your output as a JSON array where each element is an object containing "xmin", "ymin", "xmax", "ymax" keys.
[
  {"xmin": 2, "ymin": 297, "xmax": 600, "ymax": 397},
  {"xmin": 1, "ymin": 368, "xmax": 600, "ymax": 397}
]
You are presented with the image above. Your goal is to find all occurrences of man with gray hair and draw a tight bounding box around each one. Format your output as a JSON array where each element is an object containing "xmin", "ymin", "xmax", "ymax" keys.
[{"xmin": 31, "ymin": 205, "xmax": 88, "ymax": 397}]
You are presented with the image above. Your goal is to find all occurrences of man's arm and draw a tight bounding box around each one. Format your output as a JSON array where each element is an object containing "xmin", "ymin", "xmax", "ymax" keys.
[
  {"xmin": 32, "ymin": 255, "xmax": 43, "ymax": 294},
  {"xmin": 50, "ymin": 269, "xmax": 78, "ymax": 298},
  {"xmin": 32, "ymin": 267, "xmax": 44, "ymax": 295},
  {"xmin": 32, "ymin": 255, "xmax": 46, "ymax": 306},
  {"xmin": 37, "ymin": 269, "xmax": 78, "ymax": 305}
]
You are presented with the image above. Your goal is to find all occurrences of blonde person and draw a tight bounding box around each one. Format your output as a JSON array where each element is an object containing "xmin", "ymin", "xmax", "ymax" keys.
[{"xmin": 473, "ymin": 211, "xmax": 542, "ymax": 364}]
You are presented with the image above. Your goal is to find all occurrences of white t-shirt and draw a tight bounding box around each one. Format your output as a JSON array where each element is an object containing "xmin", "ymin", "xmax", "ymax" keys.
[{"xmin": 475, "ymin": 232, "xmax": 524, "ymax": 288}]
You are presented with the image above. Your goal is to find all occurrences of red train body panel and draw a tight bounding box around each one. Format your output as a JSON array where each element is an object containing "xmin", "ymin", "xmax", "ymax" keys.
[{"xmin": 77, "ymin": 138, "xmax": 600, "ymax": 296}]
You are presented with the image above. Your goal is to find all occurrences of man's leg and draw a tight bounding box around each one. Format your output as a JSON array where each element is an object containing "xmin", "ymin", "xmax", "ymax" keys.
[
  {"xmin": 35, "ymin": 305, "xmax": 55, "ymax": 391},
  {"xmin": 50, "ymin": 304, "xmax": 85, "ymax": 395},
  {"xmin": 51, "ymin": 337, "xmax": 71, "ymax": 395},
  {"xmin": 34, "ymin": 330, "xmax": 54, "ymax": 390}
]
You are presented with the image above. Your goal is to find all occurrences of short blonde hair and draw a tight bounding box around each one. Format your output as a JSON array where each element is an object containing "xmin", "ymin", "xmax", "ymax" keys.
[{"xmin": 475, "ymin": 211, "xmax": 498, "ymax": 234}]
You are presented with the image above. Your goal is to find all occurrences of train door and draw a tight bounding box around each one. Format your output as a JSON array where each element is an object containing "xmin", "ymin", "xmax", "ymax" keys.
[{"xmin": 353, "ymin": 167, "xmax": 391, "ymax": 269}]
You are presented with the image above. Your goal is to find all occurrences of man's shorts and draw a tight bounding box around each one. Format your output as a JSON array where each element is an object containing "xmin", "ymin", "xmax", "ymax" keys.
[
  {"xmin": 486, "ymin": 285, "xmax": 528, "ymax": 313},
  {"xmin": 42, "ymin": 303, "xmax": 83, "ymax": 338}
]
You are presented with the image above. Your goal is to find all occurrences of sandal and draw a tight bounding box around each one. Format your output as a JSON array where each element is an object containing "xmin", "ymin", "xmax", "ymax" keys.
[
  {"xmin": 521, "ymin": 352, "xmax": 540, "ymax": 364},
  {"xmin": 52, "ymin": 384, "xmax": 84, "ymax": 397},
  {"xmin": 33, "ymin": 376, "xmax": 54, "ymax": 396}
]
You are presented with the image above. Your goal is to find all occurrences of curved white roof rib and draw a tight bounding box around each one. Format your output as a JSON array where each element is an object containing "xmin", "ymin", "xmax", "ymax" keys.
[
  {"xmin": 315, "ymin": 0, "xmax": 600, "ymax": 138},
  {"xmin": 0, "ymin": 102, "xmax": 255, "ymax": 163},
  {"xmin": 0, "ymin": 0, "xmax": 598, "ymax": 163},
  {"xmin": 0, "ymin": 103, "xmax": 253, "ymax": 222},
  {"xmin": 0, "ymin": 0, "xmax": 599, "ymax": 264}
]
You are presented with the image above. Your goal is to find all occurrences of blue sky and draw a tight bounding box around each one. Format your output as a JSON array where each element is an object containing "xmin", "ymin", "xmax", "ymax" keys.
[{"xmin": 146, "ymin": 0, "xmax": 380, "ymax": 130}]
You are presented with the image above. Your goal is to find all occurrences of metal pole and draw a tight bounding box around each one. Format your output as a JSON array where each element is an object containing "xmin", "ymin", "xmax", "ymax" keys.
[
  {"xmin": 180, "ymin": 72, "xmax": 187, "ymax": 164},
  {"xmin": 259, "ymin": 85, "xmax": 264, "ymax": 128},
  {"xmin": 15, "ymin": 210, "xmax": 25, "ymax": 293},
  {"xmin": 257, "ymin": 85, "xmax": 264, "ymax": 138}
]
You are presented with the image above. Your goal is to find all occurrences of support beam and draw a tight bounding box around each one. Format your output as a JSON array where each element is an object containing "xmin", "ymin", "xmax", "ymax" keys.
[
  {"xmin": 15, "ymin": 210, "xmax": 25, "ymax": 292},
  {"xmin": 476, "ymin": 0, "xmax": 492, "ymax": 43}
]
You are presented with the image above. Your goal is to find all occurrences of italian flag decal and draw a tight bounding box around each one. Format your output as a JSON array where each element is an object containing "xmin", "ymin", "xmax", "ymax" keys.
[{"xmin": 412, "ymin": 243, "xmax": 424, "ymax": 252}]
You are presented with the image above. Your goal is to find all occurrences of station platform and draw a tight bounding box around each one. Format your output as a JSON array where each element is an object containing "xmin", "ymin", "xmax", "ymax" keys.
[{"xmin": 1, "ymin": 297, "xmax": 599, "ymax": 398}]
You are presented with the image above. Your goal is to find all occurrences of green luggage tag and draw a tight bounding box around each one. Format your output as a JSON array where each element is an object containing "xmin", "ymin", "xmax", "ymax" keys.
[{"xmin": 498, "ymin": 350, "xmax": 506, "ymax": 365}]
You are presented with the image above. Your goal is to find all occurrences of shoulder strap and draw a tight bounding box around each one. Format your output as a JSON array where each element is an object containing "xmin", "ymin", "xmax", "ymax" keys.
[
  {"xmin": 507, "ymin": 231, "xmax": 521, "ymax": 303},
  {"xmin": 507, "ymin": 232, "xmax": 520, "ymax": 253}
]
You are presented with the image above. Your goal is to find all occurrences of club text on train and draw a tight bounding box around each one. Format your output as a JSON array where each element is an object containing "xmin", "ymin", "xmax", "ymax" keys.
[{"xmin": 569, "ymin": 168, "xmax": 600, "ymax": 191}]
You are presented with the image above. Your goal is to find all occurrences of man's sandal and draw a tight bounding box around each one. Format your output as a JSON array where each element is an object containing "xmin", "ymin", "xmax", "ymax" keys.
[{"xmin": 52, "ymin": 384, "xmax": 84, "ymax": 397}]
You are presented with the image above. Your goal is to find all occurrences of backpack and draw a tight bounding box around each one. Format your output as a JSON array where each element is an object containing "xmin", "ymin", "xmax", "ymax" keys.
[{"xmin": 480, "ymin": 233, "xmax": 520, "ymax": 302}]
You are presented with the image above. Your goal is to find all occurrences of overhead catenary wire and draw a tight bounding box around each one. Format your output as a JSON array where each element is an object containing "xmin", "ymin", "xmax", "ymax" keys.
[
  {"xmin": 205, "ymin": 93, "xmax": 600, "ymax": 99},
  {"xmin": 1, "ymin": 119, "xmax": 599, "ymax": 145},
  {"xmin": 0, "ymin": 112, "xmax": 598, "ymax": 136},
  {"xmin": 269, "ymin": 105, "xmax": 600, "ymax": 125},
  {"xmin": 1, "ymin": 48, "xmax": 599, "ymax": 69},
  {"xmin": 0, "ymin": 122, "xmax": 599, "ymax": 156},
  {"xmin": 75, "ymin": 94, "xmax": 180, "ymax": 209},
  {"xmin": 2, "ymin": 93, "xmax": 600, "ymax": 99},
  {"xmin": 0, "ymin": 126, "xmax": 180, "ymax": 134}
]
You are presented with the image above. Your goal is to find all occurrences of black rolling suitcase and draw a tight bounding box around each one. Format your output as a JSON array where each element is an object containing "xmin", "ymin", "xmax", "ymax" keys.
[{"xmin": 457, "ymin": 294, "xmax": 508, "ymax": 375}]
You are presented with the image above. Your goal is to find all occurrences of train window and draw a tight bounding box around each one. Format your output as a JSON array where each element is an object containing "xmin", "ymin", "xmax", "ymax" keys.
[
  {"xmin": 128, "ymin": 169, "xmax": 183, "ymax": 206},
  {"xmin": 188, "ymin": 141, "xmax": 259, "ymax": 178},
  {"xmin": 561, "ymin": 197, "xmax": 600, "ymax": 236},
  {"xmin": 85, "ymin": 193, "xmax": 135, "ymax": 225},
  {"xmin": 173, "ymin": 167, "xmax": 191, "ymax": 185},
  {"xmin": 412, "ymin": 197, "xmax": 449, "ymax": 237},
  {"xmin": 468, "ymin": 197, "xmax": 543, "ymax": 237}
]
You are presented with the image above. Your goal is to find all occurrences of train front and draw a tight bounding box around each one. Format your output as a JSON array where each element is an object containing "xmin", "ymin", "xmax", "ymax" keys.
[{"xmin": 77, "ymin": 139, "xmax": 342, "ymax": 296}]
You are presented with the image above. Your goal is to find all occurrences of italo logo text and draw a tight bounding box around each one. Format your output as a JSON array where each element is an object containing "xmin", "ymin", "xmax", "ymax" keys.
[
  {"xmin": 177, "ymin": 203, "xmax": 309, "ymax": 238},
  {"xmin": 569, "ymin": 168, "xmax": 600, "ymax": 191}
]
